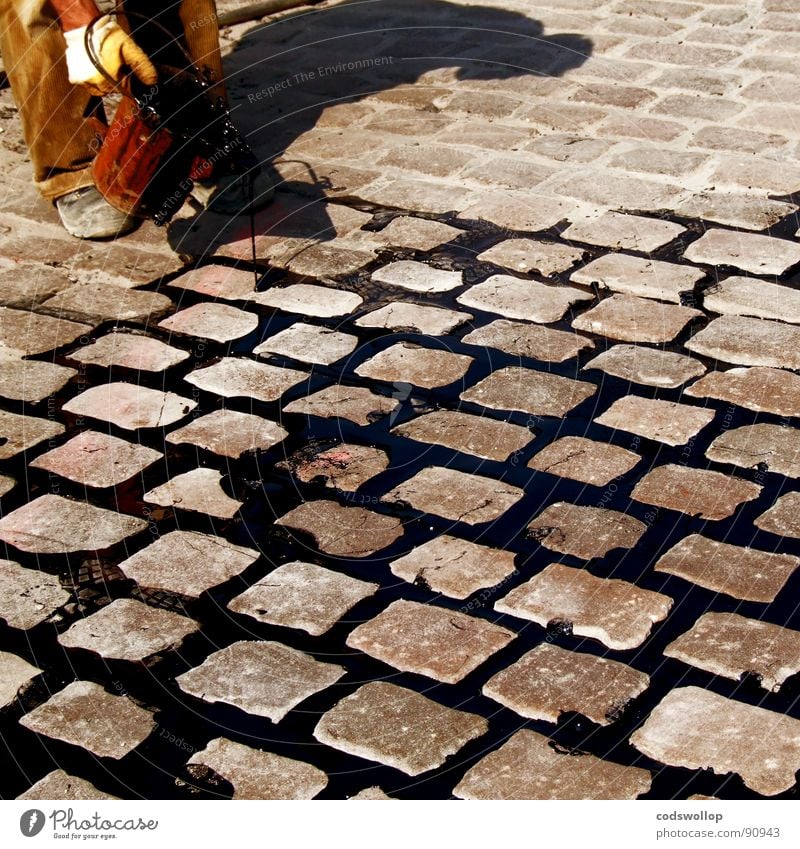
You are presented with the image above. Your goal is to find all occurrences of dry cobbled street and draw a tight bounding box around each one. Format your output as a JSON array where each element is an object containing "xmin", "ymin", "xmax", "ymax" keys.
[{"xmin": 2, "ymin": 0, "xmax": 800, "ymax": 801}]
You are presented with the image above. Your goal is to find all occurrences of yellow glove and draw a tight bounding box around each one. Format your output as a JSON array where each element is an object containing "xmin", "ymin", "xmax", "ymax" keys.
[{"xmin": 64, "ymin": 15, "xmax": 158, "ymax": 96}]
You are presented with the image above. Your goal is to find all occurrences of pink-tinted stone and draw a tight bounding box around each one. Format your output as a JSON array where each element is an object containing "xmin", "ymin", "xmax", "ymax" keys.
[
  {"xmin": 184, "ymin": 357, "xmax": 306, "ymax": 403},
  {"xmin": 158, "ymin": 303, "xmax": 258, "ymax": 342},
  {"xmin": 383, "ymin": 466, "xmax": 523, "ymax": 526},
  {"xmin": 144, "ymin": 468, "xmax": 242, "ymax": 519},
  {"xmin": 755, "ymin": 492, "xmax": 800, "ymax": 539},
  {"xmin": 253, "ymin": 322, "xmax": 357, "ymax": 365},
  {"xmin": 283, "ymin": 443, "xmax": 389, "ymax": 491},
  {"xmin": 631, "ymin": 686, "xmax": 800, "ymax": 797},
  {"xmin": 484, "ymin": 643, "xmax": 649, "ymax": 726},
  {"xmin": 571, "ymin": 254, "xmax": 703, "ymax": 304},
  {"xmin": 347, "ymin": 599, "xmax": 515, "ymax": 684},
  {"xmin": 595, "ymin": 395, "xmax": 715, "ymax": 446},
  {"xmin": 228, "ymin": 561, "xmax": 377, "ymax": 636},
  {"xmin": 371, "ymin": 260, "xmax": 462, "ymax": 293},
  {"xmin": 684, "ymin": 367, "xmax": 800, "ymax": 418},
  {"xmin": 706, "ymin": 424, "xmax": 800, "ymax": 478},
  {"xmin": 573, "ymin": 294, "xmax": 702, "ymax": 343},
  {"xmin": 461, "ymin": 366, "xmax": 596, "ymax": 417},
  {"xmin": 0, "ymin": 495, "xmax": 146, "ymax": 554},
  {"xmin": 478, "ymin": 239, "xmax": 585, "ymax": 276},
  {"xmin": 528, "ymin": 502, "xmax": 647, "ymax": 560},
  {"xmin": 166, "ymin": 409, "xmax": 288, "ymax": 458},
  {"xmin": 528, "ymin": 436, "xmax": 640, "ymax": 486},
  {"xmin": 389, "ymin": 535, "xmax": 517, "ymax": 600},
  {"xmin": 654, "ymin": 534, "xmax": 799, "ymax": 603},
  {"xmin": 0, "ymin": 306, "xmax": 92, "ymax": 356},
  {"xmin": 665, "ymin": 612, "xmax": 800, "ymax": 693},
  {"xmin": 314, "ymin": 681, "xmax": 488, "ymax": 776},
  {"xmin": 283, "ymin": 384, "xmax": 399, "ymax": 425},
  {"xmin": 66, "ymin": 332, "xmax": 190, "ymax": 371},
  {"xmin": 0, "ymin": 409, "xmax": 64, "ymax": 460},
  {"xmin": 0, "ymin": 559, "xmax": 70, "ymax": 629},
  {"xmin": 631, "ymin": 464, "xmax": 762, "ymax": 520},
  {"xmin": 117, "ymin": 530, "xmax": 259, "ymax": 597},
  {"xmin": 176, "ymin": 641, "xmax": 345, "ymax": 722},
  {"xmin": 29, "ymin": 430, "xmax": 162, "ymax": 488},
  {"xmin": 354, "ymin": 302, "xmax": 472, "ymax": 335},
  {"xmin": 584, "ymin": 344, "xmax": 706, "ymax": 389},
  {"xmin": 19, "ymin": 680, "xmax": 155, "ymax": 759},
  {"xmin": 454, "ymin": 729, "xmax": 651, "ymax": 800},
  {"xmin": 61, "ymin": 383, "xmax": 196, "ymax": 429},
  {"xmin": 686, "ymin": 315, "xmax": 800, "ymax": 370},
  {"xmin": 355, "ymin": 342, "xmax": 473, "ymax": 389},
  {"xmin": 456, "ymin": 275, "xmax": 593, "ymax": 324},
  {"xmin": 252, "ymin": 283, "xmax": 363, "ymax": 317},
  {"xmin": 276, "ymin": 500, "xmax": 403, "ymax": 557},
  {"xmin": 496, "ymin": 564, "xmax": 672, "ymax": 651},
  {"xmin": 168, "ymin": 264, "xmax": 257, "ymax": 300},
  {"xmin": 462, "ymin": 319, "xmax": 594, "ymax": 363},
  {"xmin": 187, "ymin": 738, "xmax": 327, "ymax": 800}
]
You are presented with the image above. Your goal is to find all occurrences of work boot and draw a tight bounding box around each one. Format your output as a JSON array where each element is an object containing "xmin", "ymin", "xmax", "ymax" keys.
[
  {"xmin": 190, "ymin": 169, "xmax": 275, "ymax": 216},
  {"xmin": 55, "ymin": 186, "xmax": 138, "ymax": 239}
]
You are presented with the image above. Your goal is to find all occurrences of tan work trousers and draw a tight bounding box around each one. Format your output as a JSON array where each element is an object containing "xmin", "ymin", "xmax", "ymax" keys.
[{"xmin": 0, "ymin": 0, "xmax": 225, "ymax": 200}]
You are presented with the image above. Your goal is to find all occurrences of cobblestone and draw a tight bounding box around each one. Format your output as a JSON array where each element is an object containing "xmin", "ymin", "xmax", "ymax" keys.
[
  {"xmin": 0, "ymin": 409, "xmax": 64, "ymax": 459},
  {"xmin": 462, "ymin": 319, "xmax": 593, "ymax": 363},
  {"xmin": 17, "ymin": 772, "xmax": 118, "ymax": 801},
  {"xmin": 572, "ymin": 295, "xmax": 702, "ymax": 344},
  {"xmin": 527, "ymin": 436, "xmax": 640, "ymax": 485},
  {"xmin": 144, "ymin": 468, "xmax": 243, "ymax": 520},
  {"xmin": 158, "ymin": 303, "xmax": 258, "ymax": 342},
  {"xmin": 595, "ymin": 395, "xmax": 715, "ymax": 446},
  {"xmin": 355, "ymin": 342, "xmax": 473, "ymax": 389},
  {"xmin": 755, "ymin": 492, "xmax": 800, "ymax": 539},
  {"xmin": 706, "ymin": 424, "xmax": 800, "ymax": 478},
  {"xmin": 477, "ymin": 238, "xmax": 585, "ymax": 276},
  {"xmin": 584, "ymin": 344, "xmax": 706, "ymax": 388},
  {"xmin": 0, "ymin": 651, "xmax": 41, "ymax": 708},
  {"xmin": 0, "ymin": 560, "xmax": 70, "ymax": 629},
  {"xmin": 684, "ymin": 230, "xmax": 800, "ymax": 275},
  {"xmin": 283, "ymin": 384, "xmax": 399, "ymax": 425},
  {"xmin": 62, "ymin": 383, "xmax": 196, "ymax": 429},
  {"xmin": 166, "ymin": 410, "xmax": 288, "ymax": 458},
  {"xmin": 371, "ymin": 260, "xmax": 462, "ymax": 293},
  {"xmin": 0, "ymin": 357, "xmax": 76, "ymax": 403},
  {"xmin": 684, "ymin": 367, "xmax": 800, "ymax": 417},
  {"xmin": 65, "ymin": 332, "xmax": 190, "ymax": 372},
  {"xmin": 184, "ymin": 358, "xmax": 306, "ymax": 403},
  {"xmin": 562, "ymin": 212, "xmax": 686, "ymax": 252},
  {"xmin": 703, "ymin": 276, "xmax": 800, "ymax": 324},
  {"xmin": 354, "ymin": 302, "xmax": 471, "ymax": 335}
]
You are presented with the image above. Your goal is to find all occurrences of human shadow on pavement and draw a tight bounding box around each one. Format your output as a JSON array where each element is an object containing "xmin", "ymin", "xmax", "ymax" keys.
[{"xmin": 167, "ymin": 0, "xmax": 592, "ymax": 261}]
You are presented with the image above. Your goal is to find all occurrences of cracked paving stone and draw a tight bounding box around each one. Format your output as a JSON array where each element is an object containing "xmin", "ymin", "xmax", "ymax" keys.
[
  {"xmin": 66, "ymin": 332, "xmax": 190, "ymax": 372},
  {"xmin": 584, "ymin": 344, "xmax": 706, "ymax": 389},
  {"xmin": 477, "ymin": 239, "xmax": 585, "ymax": 276},
  {"xmin": 383, "ymin": 466, "xmax": 523, "ymax": 526},
  {"xmin": 495, "ymin": 564, "xmax": 672, "ymax": 651},
  {"xmin": 389, "ymin": 535, "xmax": 517, "ymax": 600},
  {"xmin": 144, "ymin": 468, "xmax": 242, "ymax": 520},
  {"xmin": 167, "ymin": 264, "xmax": 257, "ymax": 301},
  {"xmin": 462, "ymin": 319, "xmax": 594, "ymax": 363},
  {"xmin": 683, "ymin": 229, "xmax": 800, "ymax": 276},
  {"xmin": 355, "ymin": 342, "xmax": 473, "ymax": 389},
  {"xmin": 456, "ymin": 275, "xmax": 593, "ymax": 324},
  {"xmin": 562, "ymin": 212, "xmax": 686, "ymax": 252},
  {"xmin": 184, "ymin": 357, "xmax": 306, "ymax": 403},
  {"xmin": 686, "ymin": 315, "xmax": 800, "ymax": 370},
  {"xmin": 665, "ymin": 612, "xmax": 800, "ymax": 694},
  {"xmin": 62, "ymin": 383, "xmax": 196, "ymax": 429},
  {"xmin": 314, "ymin": 681, "xmax": 487, "ymax": 776},
  {"xmin": 17, "ymin": 770, "xmax": 119, "ymax": 801},
  {"xmin": 57, "ymin": 598, "xmax": 199, "ymax": 662},
  {"xmin": 706, "ymin": 424, "xmax": 800, "ymax": 478},
  {"xmin": 284, "ymin": 443, "xmax": 389, "ymax": 491},
  {"xmin": 251, "ymin": 283, "xmax": 363, "ymax": 317},
  {"xmin": 346, "ymin": 599, "xmax": 515, "ymax": 684},
  {"xmin": 528, "ymin": 502, "xmax": 646, "ymax": 560},
  {"xmin": 631, "ymin": 686, "xmax": 800, "ymax": 797},
  {"xmin": 157, "ymin": 303, "xmax": 258, "ymax": 343},
  {"xmin": 454, "ymin": 729, "xmax": 651, "ymax": 800},
  {"xmin": 393, "ymin": 410, "xmax": 533, "ymax": 462},
  {"xmin": 756, "ymin": 492, "xmax": 800, "ymax": 539},
  {"xmin": 483, "ymin": 642, "xmax": 649, "ymax": 727},
  {"xmin": 631, "ymin": 464, "xmax": 762, "ymax": 521},
  {"xmin": 373, "ymin": 217, "xmax": 462, "ymax": 251},
  {"xmin": 371, "ymin": 260, "xmax": 462, "ymax": 293},
  {"xmin": 253, "ymin": 322, "xmax": 358, "ymax": 365},
  {"xmin": 187, "ymin": 738, "xmax": 327, "ymax": 800},
  {"xmin": 460, "ymin": 367, "xmax": 596, "ymax": 417},
  {"xmin": 528, "ymin": 436, "xmax": 640, "ymax": 486},
  {"xmin": 166, "ymin": 409, "xmax": 288, "ymax": 459},
  {"xmin": 39, "ymin": 281, "xmax": 174, "ymax": 325},
  {"xmin": 29, "ymin": 430, "xmax": 162, "ymax": 488},
  {"xmin": 655, "ymin": 534, "xmax": 799, "ymax": 603},
  {"xmin": 283, "ymin": 384, "xmax": 398, "ymax": 425},
  {"xmin": 0, "ymin": 651, "xmax": 42, "ymax": 708},
  {"xmin": 176, "ymin": 641, "xmax": 345, "ymax": 723},
  {"xmin": 0, "ymin": 306, "xmax": 93, "ymax": 356},
  {"xmin": 228, "ymin": 561, "xmax": 377, "ymax": 636},
  {"xmin": 572, "ymin": 294, "xmax": 702, "ymax": 343},
  {"xmin": 354, "ymin": 302, "xmax": 472, "ymax": 336},
  {"xmin": 0, "ymin": 356, "xmax": 76, "ymax": 403},
  {"xmin": 571, "ymin": 254, "xmax": 704, "ymax": 304},
  {"xmin": 595, "ymin": 395, "xmax": 715, "ymax": 446},
  {"xmin": 19, "ymin": 680, "xmax": 155, "ymax": 759},
  {"xmin": 703, "ymin": 276, "xmax": 800, "ymax": 325},
  {"xmin": 0, "ymin": 559, "xmax": 70, "ymax": 629},
  {"xmin": 0, "ymin": 408, "xmax": 64, "ymax": 460},
  {"xmin": 684, "ymin": 368, "xmax": 800, "ymax": 418},
  {"xmin": 276, "ymin": 499, "xmax": 403, "ymax": 557},
  {"xmin": 0, "ymin": 495, "xmax": 147, "ymax": 554},
  {"xmin": 0, "ymin": 474, "xmax": 14, "ymax": 497},
  {"xmin": 117, "ymin": 530, "xmax": 258, "ymax": 597}
]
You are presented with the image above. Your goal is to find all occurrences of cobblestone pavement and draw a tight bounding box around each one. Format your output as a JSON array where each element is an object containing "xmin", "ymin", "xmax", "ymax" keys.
[{"xmin": 2, "ymin": 0, "xmax": 800, "ymax": 800}]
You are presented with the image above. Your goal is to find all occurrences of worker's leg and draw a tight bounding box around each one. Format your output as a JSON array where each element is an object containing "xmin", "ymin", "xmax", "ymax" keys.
[{"xmin": 0, "ymin": 0, "xmax": 101, "ymax": 200}]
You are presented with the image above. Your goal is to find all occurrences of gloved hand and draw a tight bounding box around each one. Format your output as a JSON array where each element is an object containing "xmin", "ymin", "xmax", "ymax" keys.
[{"xmin": 64, "ymin": 15, "xmax": 158, "ymax": 96}]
